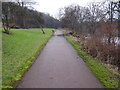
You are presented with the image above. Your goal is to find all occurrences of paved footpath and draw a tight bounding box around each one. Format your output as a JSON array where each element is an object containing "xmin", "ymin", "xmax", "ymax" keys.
[{"xmin": 17, "ymin": 30, "xmax": 103, "ymax": 88}]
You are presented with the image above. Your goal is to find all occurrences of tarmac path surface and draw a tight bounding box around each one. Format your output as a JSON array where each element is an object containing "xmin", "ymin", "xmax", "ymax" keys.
[{"xmin": 17, "ymin": 30, "xmax": 103, "ymax": 88}]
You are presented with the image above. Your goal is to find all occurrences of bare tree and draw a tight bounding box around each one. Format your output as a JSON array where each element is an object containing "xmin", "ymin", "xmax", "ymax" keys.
[
  {"xmin": 2, "ymin": 2, "xmax": 16, "ymax": 34},
  {"xmin": 35, "ymin": 12, "xmax": 45, "ymax": 34},
  {"xmin": 59, "ymin": 1, "xmax": 109, "ymax": 34}
]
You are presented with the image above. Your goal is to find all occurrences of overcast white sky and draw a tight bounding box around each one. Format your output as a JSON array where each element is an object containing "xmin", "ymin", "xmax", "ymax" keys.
[
  {"xmin": 32, "ymin": 0, "xmax": 119, "ymax": 19},
  {"xmin": 33, "ymin": 0, "xmax": 107, "ymax": 18}
]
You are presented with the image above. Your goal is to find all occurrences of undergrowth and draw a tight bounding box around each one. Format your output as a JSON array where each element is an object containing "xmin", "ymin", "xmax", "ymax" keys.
[{"xmin": 66, "ymin": 36, "xmax": 119, "ymax": 88}]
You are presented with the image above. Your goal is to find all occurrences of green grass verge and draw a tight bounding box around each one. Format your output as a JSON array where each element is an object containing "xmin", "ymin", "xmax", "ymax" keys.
[
  {"xmin": 65, "ymin": 36, "xmax": 119, "ymax": 88},
  {"xmin": 2, "ymin": 28, "xmax": 54, "ymax": 88},
  {"xmin": 0, "ymin": 29, "xmax": 2, "ymax": 90}
]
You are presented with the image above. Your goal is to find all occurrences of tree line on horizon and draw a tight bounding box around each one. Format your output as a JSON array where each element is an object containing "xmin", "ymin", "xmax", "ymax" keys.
[
  {"xmin": 2, "ymin": 1, "xmax": 61, "ymax": 34},
  {"xmin": 59, "ymin": 1, "xmax": 120, "ymax": 69}
]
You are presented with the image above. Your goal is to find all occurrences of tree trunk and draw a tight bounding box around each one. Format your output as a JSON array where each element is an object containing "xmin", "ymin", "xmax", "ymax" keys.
[
  {"xmin": 2, "ymin": 15, "xmax": 10, "ymax": 34},
  {"xmin": 41, "ymin": 25, "xmax": 45, "ymax": 34}
]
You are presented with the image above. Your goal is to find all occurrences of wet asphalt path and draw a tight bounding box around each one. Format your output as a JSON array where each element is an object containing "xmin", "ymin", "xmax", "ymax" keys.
[{"xmin": 17, "ymin": 30, "xmax": 103, "ymax": 88}]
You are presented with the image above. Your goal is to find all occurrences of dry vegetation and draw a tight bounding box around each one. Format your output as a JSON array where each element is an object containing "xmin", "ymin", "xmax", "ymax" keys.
[
  {"xmin": 65, "ymin": 22, "xmax": 119, "ymax": 75},
  {"xmin": 60, "ymin": 0, "xmax": 120, "ymax": 75}
]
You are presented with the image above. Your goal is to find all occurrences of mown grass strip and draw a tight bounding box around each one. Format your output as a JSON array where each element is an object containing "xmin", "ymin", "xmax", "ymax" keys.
[
  {"xmin": 65, "ymin": 36, "xmax": 119, "ymax": 88},
  {"xmin": 0, "ymin": 29, "xmax": 2, "ymax": 90},
  {"xmin": 2, "ymin": 28, "xmax": 54, "ymax": 88}
]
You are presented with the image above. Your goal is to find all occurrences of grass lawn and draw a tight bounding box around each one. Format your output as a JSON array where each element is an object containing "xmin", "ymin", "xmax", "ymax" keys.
[
  {"xmin": 0, "ymin": 29, "xmax": 2, "ymax": 89},
  {"xmin": 65, "ymin": 36, "xmax": 119, "ymax": 88},
  {"xmin": 2, "ymin": 28, "xmax": 54, "ymax": 88}
]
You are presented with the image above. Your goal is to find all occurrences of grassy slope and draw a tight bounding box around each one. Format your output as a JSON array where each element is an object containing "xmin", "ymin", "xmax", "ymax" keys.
[
  {"xmin": 65, "ymin": 36, "xmax": 119, "ymax": 88},
  {"xmin": 0, "ymin": 29, "xmax": 2, "ymax": 90},
  {"xmin": 2, "ymin": 28, "xmax": 54, "ymax": 88}
]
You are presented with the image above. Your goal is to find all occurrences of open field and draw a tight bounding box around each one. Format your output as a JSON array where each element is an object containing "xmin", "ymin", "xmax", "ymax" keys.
[
  {"xmin": 65, "ymin": 36, "xmax": 119, "ymax": 88},
  {"xmin": 2, "ymin": 28, "xmax": 54, "ymax": 88}
]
